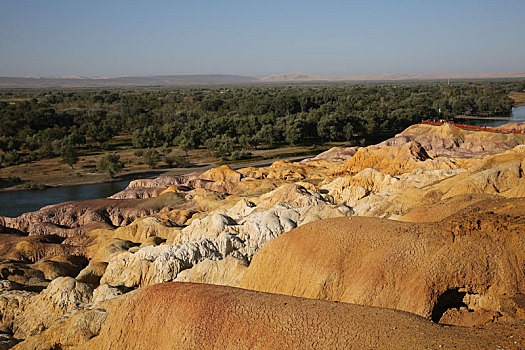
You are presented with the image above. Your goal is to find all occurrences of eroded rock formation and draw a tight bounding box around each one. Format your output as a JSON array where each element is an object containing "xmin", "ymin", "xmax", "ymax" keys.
[
  {"xmin": 240, "ymin": 204, "xmax": 525, "ymax": 325},
  {"xmin": 13, "ymin": 283, "xmax": 525, "ymax": 350},
  {"xmin": 0, "ymin": 123, "xmax": 524, "ymax": 348}
]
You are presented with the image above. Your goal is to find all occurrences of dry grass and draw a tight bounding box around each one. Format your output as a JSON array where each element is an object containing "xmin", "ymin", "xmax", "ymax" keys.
[
  {"xmin": 0, "ymin": 143, "xmax": 316, "ymax": 190},
  {"xmin": 509, "ymin": 91, "xmax": 525, "ymax": 106},
  {"xmin": 0, "ymin": 98, "xmax": 33, "ymax": 104}
]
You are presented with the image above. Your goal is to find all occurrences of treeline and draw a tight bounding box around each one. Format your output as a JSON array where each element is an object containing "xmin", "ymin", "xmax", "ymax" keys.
[{"xmin": 0, "ymin": 81, "xmax": 522, "ymax": 167}]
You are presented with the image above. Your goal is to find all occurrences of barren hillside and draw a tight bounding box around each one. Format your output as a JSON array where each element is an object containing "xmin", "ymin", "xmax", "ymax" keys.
[{"xmin": 0, "ymin": 122, "xmax": 524, "ymax": 349}]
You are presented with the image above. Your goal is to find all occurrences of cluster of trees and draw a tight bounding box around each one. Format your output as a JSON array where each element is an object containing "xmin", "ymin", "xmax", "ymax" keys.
[
  {"xmin": 93, "ymin": 148, "xmax": 188, "ymax": 178},
  {"xmin": 134, "ymin": 148, "xmax": 188, "ymax": 169},
  {"xmin": 0, "ymin": 80, "xmax": 522, "ymax": 168}
]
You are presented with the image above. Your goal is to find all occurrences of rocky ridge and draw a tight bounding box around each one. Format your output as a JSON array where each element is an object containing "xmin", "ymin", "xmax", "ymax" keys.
[{"xmin": 14, "ymin": 283, "xmax": 525, "ymax": 350}]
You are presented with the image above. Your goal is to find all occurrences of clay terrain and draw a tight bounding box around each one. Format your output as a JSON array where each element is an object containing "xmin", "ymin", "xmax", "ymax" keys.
[{"xmin": 0, "ymin": 123, "xmax": 524, "ymax": 349}]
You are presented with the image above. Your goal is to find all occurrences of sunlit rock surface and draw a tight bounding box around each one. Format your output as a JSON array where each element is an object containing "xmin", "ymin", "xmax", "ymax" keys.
[{"xmin": 1, "ymin": 123, "xmax": 525, "ymax": 348}]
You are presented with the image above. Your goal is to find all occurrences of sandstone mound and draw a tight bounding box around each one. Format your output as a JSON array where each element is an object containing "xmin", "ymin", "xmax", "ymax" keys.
[
  {"xmin": 123, "ymin": 172, "xmax": 201, "ymax": 189},
  {"xmin": 382, "ymin": 123, "xmax": 525, "ymax": 158},
  {"xmin": 174, "ymin": 256, "xmax": 248, "ymax": 286},
  {"xmin": 326, "ymin": 144, "xmax": 525, "ymax": 219},
  {"xmin": 12, "ymin": 306, "xmax": 109, "ymax": 350},
  {"xmin": 99, "ymin": 238, "xmax": 226, "ymax": 288},
  {"xmin": 85, "ymin": 237, "xmax": 138, "ymax": 263},
  {"xmin": 240, "ymin": 213, "xmax": 525, "ymax": 325},
  {"xmin": 399, "ymin": 194, "xmax": 507, "ymax": 222},
  {"xmin": 114, "ymin": 169, "xmax": 247, "ymax": 198},
  {"xmin": 237, "ymin": 160, "xmax": 327, "ymax": 182},
  {"xmin": 0, "ymin": 192, "xmax": 189, "ymax": 240},
  {"xmin": 30, "ymin": 255, "xmax": 87, "ymax": 280},
  {"xmin": 332, "ymin": 141, "xmax": 458, "ymax": 176},
  {"xmin": 320, "ymin": 167, "xmax": 466, "ymax": 218},
  {"xmin": 109, "ymin": 186, "xmax": 171, "ymax": 199},
  {"xmin": 436, "ymin": 145, "xmax": 525, "ymax": 198},
  {"xmin": 0, "ymin": 234, "xmax": 84, "ymax": 263},
  {"xmin": 303, "ymin": 146, "xmax": 359, "ymax": 162},
  {"xmin": 0, "ymin": 282, "xmax": 36, "ymax": 334},
  {"xmin": 3, "ymin": 122, "xmax": 525, "ymax": 348},
  {"xmin": 199, "ymin": 165, "xmax": 241, "ymax": 183},
  {"xmin": 12, "ymin": 276, "xmax": 94, "ymax": 339},
  {"xmin": 100, "ymin": 216, "xmax": 181, "ymax": 243},
  {"xmin": 499, "ymin": 121, "xmax": 525, "ymax": 130},
  {"xmin": 0, "ymin": 261, "xmax": 46, "ymax": 290},
  {"xmin": 97, "ymin": 198, "xmax": 351, "ymax": 289},
  {"xmin": 15, "ymin": 282, "xmax": 525, "ymax": 349},
  {"xmin": 76, "ymin": 261, "xmax": 108, "ymax": 286},
  {"xmin": 256, "ymin": 183, "xmax": 329, "ymax": 209}
]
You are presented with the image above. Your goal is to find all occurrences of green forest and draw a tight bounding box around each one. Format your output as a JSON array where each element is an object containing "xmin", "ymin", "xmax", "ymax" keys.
[{"xmin": 0, "ymin": 81, "xmax": 522, "ymax": 168}]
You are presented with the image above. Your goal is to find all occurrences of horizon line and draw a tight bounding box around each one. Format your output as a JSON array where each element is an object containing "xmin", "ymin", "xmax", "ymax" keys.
[{"xmin": 2, "ymin": 70, "xmax": 525, "ymax": 80}]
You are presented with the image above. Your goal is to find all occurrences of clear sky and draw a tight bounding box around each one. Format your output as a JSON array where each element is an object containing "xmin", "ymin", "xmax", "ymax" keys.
[{"xmin": 1, "ymin": 0, "xmax": 524, "ymax": 77}]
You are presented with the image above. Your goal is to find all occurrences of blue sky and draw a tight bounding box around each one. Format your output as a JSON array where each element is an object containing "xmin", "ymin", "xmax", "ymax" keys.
[{"xmin": 1, "ymin": 0, "xmax": 524, "ymax": 77}]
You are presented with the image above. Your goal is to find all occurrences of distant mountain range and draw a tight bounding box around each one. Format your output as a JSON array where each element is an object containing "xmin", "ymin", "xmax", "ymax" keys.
[
  {"xmin": 0, "ymin": 75, "xmax": 257, "ymax": 88},
  {"xmin": 1, "ymin": 71, "xmax": 525, "ymax": 88},
  {"xmin": 258, "ymin": 71, "xmax": 525, "ymax": 82}
]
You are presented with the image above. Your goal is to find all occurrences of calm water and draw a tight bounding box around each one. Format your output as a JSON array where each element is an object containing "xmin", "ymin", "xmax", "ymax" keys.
[
  {"xmin": 457, "ymin": 105, "xmax": 525, "ymax": 127},
  {"xmin": 0, "ymin": 180, "xmax": 129, "ymax": 218}
]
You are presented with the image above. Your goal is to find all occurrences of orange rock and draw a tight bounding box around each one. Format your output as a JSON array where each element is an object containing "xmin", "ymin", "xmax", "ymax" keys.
[
  {"xmin": 240, "ymin": 210, "xmax": 525, "ymax": 325},
  {"xmin": 199, "ymin": 165, "xmax": 242, "ymax": 183},
  {"xmin": 19, "ymin": 282, "xmax": 522, "ymax": 350}
]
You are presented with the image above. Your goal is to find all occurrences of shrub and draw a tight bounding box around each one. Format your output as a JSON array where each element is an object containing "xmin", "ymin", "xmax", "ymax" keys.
[
  {"xmin": 96, "ymin": 153, "xmax": 124, "ymax": 178},
  {"xmin": 231, "ymin": 150, "xmax": 252, "ymax": 160}
]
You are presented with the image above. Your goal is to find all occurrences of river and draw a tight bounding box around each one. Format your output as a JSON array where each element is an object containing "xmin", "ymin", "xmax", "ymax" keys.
[
  {"xmin": 0, "ymin": 180, "xmax": 129, "ymax": 218},
  {"xmin": 456, "ymin": 105, "xmax": 525, "ymax": 127},
  {"xmin": 0, "ymin": 154, "xmax": 311, "ymax": 218}
]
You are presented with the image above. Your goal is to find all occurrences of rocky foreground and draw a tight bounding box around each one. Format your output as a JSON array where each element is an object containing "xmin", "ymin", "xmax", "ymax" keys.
[{"xmin": 0, "ymin": 123, "xmax": 524, "ymax": 349}]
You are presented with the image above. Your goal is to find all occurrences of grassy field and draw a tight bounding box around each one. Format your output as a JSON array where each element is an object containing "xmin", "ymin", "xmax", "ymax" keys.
[{"xmin": 509, "ymin": 91, "xmax": 525, "ymax": 106}]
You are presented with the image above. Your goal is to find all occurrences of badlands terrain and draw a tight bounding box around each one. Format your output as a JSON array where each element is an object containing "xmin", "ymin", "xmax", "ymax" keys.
[{"xmin": 0, "ymin": 122, "xmax": 524, "ymax": 348}]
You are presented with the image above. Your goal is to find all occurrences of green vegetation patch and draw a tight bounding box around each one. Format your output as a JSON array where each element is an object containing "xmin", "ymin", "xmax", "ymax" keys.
[{"xmin": 0, "ymin": 81, "xmax": 522, "ymax": 170}]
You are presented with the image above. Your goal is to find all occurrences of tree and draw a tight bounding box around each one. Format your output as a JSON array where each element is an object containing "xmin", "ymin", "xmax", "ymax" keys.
[
  {"xmin": 159, "ymin": 146, "xmax": 171, "ymax": 156},
  {"xmin": 238, "ymin": 134, "xmax": 251, "ymax": 150},
  {"xmin": 165, "ymin": 154, "xmax": 189, "ymax": 168},
  {"xmin": 254, "ymin": 124, "xmax": 274, "ymax": 148},
  {"xmin": 2, "ymin": 151, "xmax": 20, "ymax": 166},
  {"xmin": 132, "ymin": 126, "xmax": 162, "ymax": 148},
  {"xmin": 204, "ymin": 135, "xmax": 234, "ymax": 159},
  {"xmin": 343, "ymin": 123, "xmax": 355, "ymax": 142},
  {"xmin": 176, "ymin": 135, "xmax": 195, "ymax": 156},
  {"xmin": 142, "ymin": 148, "xmax": 161, "ymax": 168},
  {"xmin": 231, "ymin": 150, "xmax": 252, "ymax": 160},
  {"xmin": 87, "ymin": 121, "xmax": 115, "ymax": 146},
  {"xmin": 60, "ymin": 144, "xmax": 78, "ymax": 169},
  {"xmin": 68, "ymin": 127, "xmax": 86, "ymax": 146},
  {"xmin": 284, "ymin": 120, "xmax": 302, "ymax": 146},
  {"xmin": 317, "ymin": 113, "xmax": 341, "ymax": 141},
  {"xmin": 96, "ymin": 153, "xmax": 123, "ymax": 178}
]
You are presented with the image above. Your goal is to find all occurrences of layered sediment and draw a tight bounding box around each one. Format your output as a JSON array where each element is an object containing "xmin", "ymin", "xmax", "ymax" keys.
[{"xmin": 0, "ymin": 123, "xmax": 524, "ymax": 349}]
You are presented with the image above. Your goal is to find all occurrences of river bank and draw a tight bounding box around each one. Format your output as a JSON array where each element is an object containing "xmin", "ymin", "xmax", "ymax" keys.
[
  {"xmin": 0, "ymin": 146, "xmax": 323, "ymax": 192},
  {"xmin": 0, "ymin": 154, "xmax": 315, "ymax": 217},
  {"xmin": 459, "ymin": 105, "xmax": 525, "ymax": 127}
]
